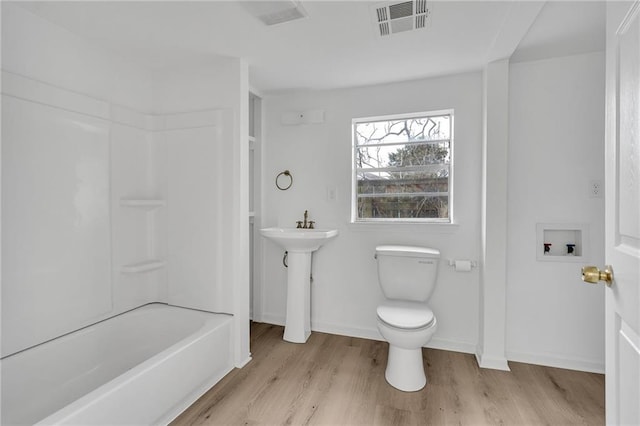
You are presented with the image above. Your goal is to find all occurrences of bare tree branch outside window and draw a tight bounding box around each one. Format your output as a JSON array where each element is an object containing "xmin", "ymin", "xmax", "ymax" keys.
[{"xmin": 353, "ymin": 112, "xmax": 452, "ymax": 221}]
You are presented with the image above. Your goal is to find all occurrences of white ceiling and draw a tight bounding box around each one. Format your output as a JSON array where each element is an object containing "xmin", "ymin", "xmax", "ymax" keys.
[
  {"xmin": 15, "ymin": 1, "xmax": 605, "ymax": 94},
  {"xmin": 510, "ymin": 1, "xmax": 605, "ymax": 63}
]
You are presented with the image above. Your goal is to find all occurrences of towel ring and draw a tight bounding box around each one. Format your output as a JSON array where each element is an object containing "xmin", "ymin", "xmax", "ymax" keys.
[{"xmin": 276, "ymin": 170, "xmax": 293, "ymax": 190}]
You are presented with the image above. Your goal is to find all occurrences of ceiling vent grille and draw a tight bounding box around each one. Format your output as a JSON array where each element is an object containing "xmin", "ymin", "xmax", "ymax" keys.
[
  {"xmin": 371, "ymin": 0, "xmax": 431, "ymax": 37},
  {"xmin": 242, "ymin": 1, "xmax": 308, "ymax": 26}
]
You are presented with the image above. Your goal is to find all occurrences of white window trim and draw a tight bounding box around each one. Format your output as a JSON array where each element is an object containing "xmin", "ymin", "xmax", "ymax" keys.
[{"xmin": 351, "ymin": 109, "xmax": 454, "ymax": 224}]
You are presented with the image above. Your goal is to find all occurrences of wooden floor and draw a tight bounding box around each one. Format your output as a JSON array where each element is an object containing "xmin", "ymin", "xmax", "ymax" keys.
[{"xmin": 172, "ymin": 323, "xmax": 605, "ymax": 426}]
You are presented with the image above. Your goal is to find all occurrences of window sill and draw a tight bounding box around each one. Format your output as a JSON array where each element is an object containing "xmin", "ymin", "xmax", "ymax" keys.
[{"xmin": 347, "ymin": 221, "xmax": 460, "ymax": 233}]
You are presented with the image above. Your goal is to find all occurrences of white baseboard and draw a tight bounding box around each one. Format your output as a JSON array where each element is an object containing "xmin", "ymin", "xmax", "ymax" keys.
[
  {"xmin": 258, "ymin": 315, "xmax": 603, "ymax": 374},
  {"xmin": 428, "ymin": 337, "xmax": 477, "ymax": 354},
  {"xmin": 235, "ymin": 355, "xmax": 252, "ymax": 369},
  {"xmin": 475, "ymin": 352, "xmax": 511, "ymax": 371},
  {"xmin": 259, "ymin": 313, "xmax": 285, "ymax": 327},
  {"xmin": 259, "ymin": 314, "xmax": 477, "ymax": 355},
  {"xmin": 259, "ymin": 314, "xmax": 380, "ymax": 341},
  {"xmin": 506, "ymin": 351, "xmax": 604, "ymax": 374},
  {"xmin": 312, "ymin": 321, "xmax": 382, "ymax": 342}
]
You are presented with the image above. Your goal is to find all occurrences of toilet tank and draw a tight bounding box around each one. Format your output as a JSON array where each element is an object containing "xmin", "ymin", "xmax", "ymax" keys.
[{"xmin": 375, "ymin": 245, "xmax": 440, "ymax": 302}]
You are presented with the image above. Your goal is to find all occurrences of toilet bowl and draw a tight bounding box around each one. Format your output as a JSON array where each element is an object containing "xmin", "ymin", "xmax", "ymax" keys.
[
  {"xmin": 374, "ymin": 245, "xmax": 440, "ymax": 392},
  {"xmin": 376, "ymin": 300, "xmax": 437, "ymax": 391}
]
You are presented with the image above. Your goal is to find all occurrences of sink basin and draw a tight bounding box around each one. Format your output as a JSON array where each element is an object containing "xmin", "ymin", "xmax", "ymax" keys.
[
  {"xmin": 260, "ymin": 226, "xmax": 338, "ymax": 343},
  {"xmin": 260, "ymin": 227, "xmax": 338, "ymax": 252}
]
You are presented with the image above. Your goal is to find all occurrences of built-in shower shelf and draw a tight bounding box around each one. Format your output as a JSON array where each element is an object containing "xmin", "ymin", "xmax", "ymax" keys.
[
  {"xmin": 120, "ymin": 199, "xmax": 166, "ymax": 210},
  {"xmin": 121, "ymin": 260, "xmax": 165, "ymax": 274}
]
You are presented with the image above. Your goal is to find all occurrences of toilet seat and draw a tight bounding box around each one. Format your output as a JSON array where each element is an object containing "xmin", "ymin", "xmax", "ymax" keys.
[{"xmin": 377, "ymin": 301, "xmax": 434, "ymax": 329}]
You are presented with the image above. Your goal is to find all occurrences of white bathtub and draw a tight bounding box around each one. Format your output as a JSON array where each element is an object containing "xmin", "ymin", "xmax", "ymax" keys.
[{"xmin": 1, "ymin": 303, "xmax": 234, "ymax": 425}]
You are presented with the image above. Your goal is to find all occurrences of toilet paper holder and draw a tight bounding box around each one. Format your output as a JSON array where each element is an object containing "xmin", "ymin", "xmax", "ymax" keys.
[{"xmin": 447, "ymin": 259, "xmax": 477, "ymax": 272}]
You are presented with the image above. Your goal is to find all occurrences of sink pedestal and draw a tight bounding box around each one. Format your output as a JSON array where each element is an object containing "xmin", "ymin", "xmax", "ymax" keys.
[
  {"xmin": 283, "ymin": 251, "xmax": 312, "ymax": 343},
  {"xmin": 259, "ymin": 227, "xmax": 338, "ymax": 344}
]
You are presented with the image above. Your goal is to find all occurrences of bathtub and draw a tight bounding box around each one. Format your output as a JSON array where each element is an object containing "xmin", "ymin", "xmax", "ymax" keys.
[{"xmin": 1, "ymin": 303, "xmax": 234, "ymax": 425}]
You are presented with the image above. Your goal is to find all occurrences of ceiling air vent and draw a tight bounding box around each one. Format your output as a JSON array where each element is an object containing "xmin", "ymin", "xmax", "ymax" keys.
[
  {"xmin": 371, "ymin": 0, "xmax": 431, "ymax": 37},
  {"xmin": 242, "ymin": 1, "xmax": 308, "ymax": 26}
]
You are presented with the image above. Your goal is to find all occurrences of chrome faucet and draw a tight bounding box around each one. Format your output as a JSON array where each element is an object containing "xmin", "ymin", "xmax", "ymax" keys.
[{"xmin": 296, "ymin": 210, "xmax": 314, "ymax": 229}]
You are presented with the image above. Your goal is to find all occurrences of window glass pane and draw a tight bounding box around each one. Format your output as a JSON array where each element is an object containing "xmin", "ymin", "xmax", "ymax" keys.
[
  {"xmin": 356, "ymin": 141, "xmax": 450, "ymax": 169},
  {"xmin": 357, "ymin": 195, "xmax": 449, "ymax": 219},
  {"xmin": 356, "ymin": 170, "xmax": 449, "ymax": 195},
  {"xmin": 354, "ymin": 115, "xmax": 450, "ymax": 146},
  {"xmin": 352, "ymin": 111, "xmax": 452, "ymax": 223}
]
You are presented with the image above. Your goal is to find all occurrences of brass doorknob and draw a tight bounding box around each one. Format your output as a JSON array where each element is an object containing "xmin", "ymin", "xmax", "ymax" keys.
[{"xmin": 581, "ymin": 265, "xmax": 614, "ymax": 287}]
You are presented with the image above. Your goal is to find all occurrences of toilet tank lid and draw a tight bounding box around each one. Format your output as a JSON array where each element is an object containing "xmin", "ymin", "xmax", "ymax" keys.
[{"xmin": 375, "ymin": 245, "xmax": 440, "ymax": 258}]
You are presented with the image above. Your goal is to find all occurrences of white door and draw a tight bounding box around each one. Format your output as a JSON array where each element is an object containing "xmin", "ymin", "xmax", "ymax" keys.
[{"xmin": 603, "ymin": 2, "xmax": 640, "ymax": 424}]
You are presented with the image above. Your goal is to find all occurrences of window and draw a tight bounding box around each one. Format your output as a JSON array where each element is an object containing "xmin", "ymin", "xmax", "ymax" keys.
[{"xmin": 352, "ymin": 110, "xmax": 453, "ymax": 223}]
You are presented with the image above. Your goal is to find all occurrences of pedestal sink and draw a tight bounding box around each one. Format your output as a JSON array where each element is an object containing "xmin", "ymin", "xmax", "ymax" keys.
[{"xmin": 260, "ymin": 227, "xmax": 338, "ymax": 343}]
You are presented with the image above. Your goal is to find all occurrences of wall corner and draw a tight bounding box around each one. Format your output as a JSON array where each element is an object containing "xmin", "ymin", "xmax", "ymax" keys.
[{"xmin": 478, "ymin": 59, "xmax": 510, "ymax": 370}]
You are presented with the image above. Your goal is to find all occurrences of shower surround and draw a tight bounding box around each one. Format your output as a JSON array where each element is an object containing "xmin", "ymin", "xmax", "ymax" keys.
[{"xmin": 1, "ymin": 4, "xmax": 250, "ymax": 423}]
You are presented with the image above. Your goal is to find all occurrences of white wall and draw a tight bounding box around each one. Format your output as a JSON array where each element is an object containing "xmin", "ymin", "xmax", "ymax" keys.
[
  {"xmin": 506, "ymin": 52, "xmax": 606, "ymax": 372},
  {"xmin": 2, "ymin": 2, "xmax": 605, "ymax": 373},
  {"xmin": 0, "ymin": 70, "xmax": 167, "ymax": 356},
  {"xmin": 1, "ymin": 0, "xmax": 160, "ymax": 354},
  {"xmin": 478, "ymin": 59, "xmax": 510, "ymax": 370},
  {"xmin": 261, "ymin": 73, "xmax": 484, "ymax": 352},
  {"xmin": 1, "ymin": 3, "xmax": 153, "ymax": 112},
  {"xmin": 1, "ymin": 88, "xmax": 113, "ymax": 356},
  {"xmin": 110, "ymin": 113, "xmax": 165, "ymax": 314},
  {"xmin": 151, "ymin": 61, "xmax": 247, "ymax": 114},
  {"xmin": 260, "ymin": 53, "xmax": 606, "ymax": 372},
  {"xmin": 1, "ymin": 4, "xmax": 250, "ymax": 364},
  {"xmin": 152, "ymin": 59, "xmax": 252, "ymax": 365}
]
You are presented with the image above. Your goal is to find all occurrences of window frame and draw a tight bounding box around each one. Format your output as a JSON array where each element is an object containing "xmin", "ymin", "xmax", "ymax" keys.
[{"xmin": 351, "ymin": 109, "xmax": 454, "ymax": 224}]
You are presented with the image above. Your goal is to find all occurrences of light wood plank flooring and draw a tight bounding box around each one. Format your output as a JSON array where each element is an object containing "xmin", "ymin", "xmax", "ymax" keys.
[{"xmin": 172, "ymin": 323, "xmax": 604, "ymax": 425}]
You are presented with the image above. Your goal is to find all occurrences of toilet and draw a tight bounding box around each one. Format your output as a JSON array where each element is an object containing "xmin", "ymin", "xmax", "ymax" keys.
[{"xmin": 375, "ymin": 245, "xmax": 440, "ymax": 392}]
